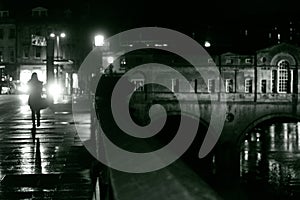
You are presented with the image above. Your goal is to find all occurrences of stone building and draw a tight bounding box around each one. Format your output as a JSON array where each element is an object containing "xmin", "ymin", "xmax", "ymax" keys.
[
  {"xmin": 0, "ymin": 6, "xmax": 87, "ymax": 95},
  {"xmin": 0, "ymin": 10, "xmax": 16, "ymax": 81},
  {"xmin": 99, "ymin": 41, "xmax": 300, "ymax": 103}
]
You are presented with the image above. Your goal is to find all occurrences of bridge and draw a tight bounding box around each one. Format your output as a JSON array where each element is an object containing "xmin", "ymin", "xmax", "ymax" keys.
[
  {"xmin": 126, "ymin": 91, "xmax": 300, "ymax": 176},
  {"xmin": 88, "ymin": 74, "xmax": 300, "ymax": 200},
  {"xmin": 85, "ymin": 43, "xmax": 300, "ymax": 199}
]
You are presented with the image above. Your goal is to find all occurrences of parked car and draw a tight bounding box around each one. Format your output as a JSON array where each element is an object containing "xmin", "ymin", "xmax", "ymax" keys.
[{"xmin": 0, "ymin": 81, "xmax": 16, "ymax": 94}]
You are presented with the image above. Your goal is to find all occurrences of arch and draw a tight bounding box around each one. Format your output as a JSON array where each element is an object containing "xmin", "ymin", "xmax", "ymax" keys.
[
  {"xmin": 236, "ymin": 113, "xmax": 300, "ymax": 149},
  {"xmin": 270, "ymin": 52, "xmax": 297, "ymax": 66},
  {"xmin": 130, "ymin": 70, "xmax": 146, "ymax": 79}
]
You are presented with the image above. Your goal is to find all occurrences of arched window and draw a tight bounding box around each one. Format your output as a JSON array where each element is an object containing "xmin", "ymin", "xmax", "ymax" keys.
[{"xmin": 277, "ymin": 60, "xmax": 289, "ymax": 93}]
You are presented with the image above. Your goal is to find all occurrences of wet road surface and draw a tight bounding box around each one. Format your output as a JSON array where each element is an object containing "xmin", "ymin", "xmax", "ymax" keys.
[{"xmin": 0, "ymin": 95, "xmax": 94, "ymax": 199}]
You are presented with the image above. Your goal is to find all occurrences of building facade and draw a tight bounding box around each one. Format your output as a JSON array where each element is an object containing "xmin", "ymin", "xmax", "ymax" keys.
[
  {"xmin": 98, "ymin": 42, "xmax": 300, "ymax": 104},
  {"xmin": 0, "ymin": 6, "xmax": 87, "ymax": 95},
  {"xmin": 0, "ymin": 10, "xmax": 16, "ymax": 81}
]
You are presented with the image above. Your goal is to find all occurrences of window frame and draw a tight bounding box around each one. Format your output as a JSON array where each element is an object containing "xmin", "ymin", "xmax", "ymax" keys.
[
  {"xmin": 225, "ymin": 79, "xmax": 234, "ymax": 93},
  {"xmin": 208, "ymin": 79, "xmax": 215, "ymax": 93},
  {"xmin": 261, "ymin": 79, "xmax": 267, "ymax": 93},
  {"xmin": 131, "ymin": 78, "xmax": 145, "ymax": 92},
  {"xmin": 277, "ymin": 60, "xmax": 289, "ymax": 93},
  {"xmin": 244, "ymin": 78, "xmax": 253, "ymax": 93}
]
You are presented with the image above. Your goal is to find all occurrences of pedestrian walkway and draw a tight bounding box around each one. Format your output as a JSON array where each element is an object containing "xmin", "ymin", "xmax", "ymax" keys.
[{"xmin": 0, "ymin": 95, "xmax": 95, "ymax": 199}]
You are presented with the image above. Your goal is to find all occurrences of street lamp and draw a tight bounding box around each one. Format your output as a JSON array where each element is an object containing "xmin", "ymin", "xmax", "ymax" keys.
[
  {"xmin": 204, "ymin": 41, "xmax": 211, "ymax": 48},
  {"xmin": 50, "ymin": 32, "xmax": 66, "ymax": 60},
  {"xmin": 94, "ymin": 34, "xmax": 104, "ymax": 47},
  {"xmin": 47, "ymin": 32, "xmax": 67, "ymax": 102}
]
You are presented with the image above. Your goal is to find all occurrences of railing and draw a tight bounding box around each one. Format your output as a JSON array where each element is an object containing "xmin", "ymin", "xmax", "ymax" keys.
[
  {"xmin": 91, "ymin": 91, "xmax": 223, "ymax": 200},
  {"xmin": 129, "ymin": 91, "xmax": 300, "ymax": 103}
]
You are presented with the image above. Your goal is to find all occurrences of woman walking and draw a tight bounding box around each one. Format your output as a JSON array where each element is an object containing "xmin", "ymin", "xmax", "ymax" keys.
[{"xmin": 28, "ymin": 72, "xmax": 43, "ymax": 128}]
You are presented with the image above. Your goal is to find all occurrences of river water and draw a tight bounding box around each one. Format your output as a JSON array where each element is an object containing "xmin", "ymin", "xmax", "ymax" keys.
[{"xmin": 239, "ymin": 121, "xmax": 300, "ymax": 199}]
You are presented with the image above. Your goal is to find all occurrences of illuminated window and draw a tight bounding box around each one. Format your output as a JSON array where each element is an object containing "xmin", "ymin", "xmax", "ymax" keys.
[
  {"xmin": 245, "ymin": 79, "xmax": 252, "ymax": 93},
  {"xmin": 226, "ymin": 59, "xmax": 233, "ymax": 64},
  {"xmin": 261, "ymin": 80, "xmax": 267, "ymax": 93},
  {"xmin": 245, "ymin": 58, "xmax": 252, "ymax": 64},
  {"xmin": 131, "ymin": 79, "xmax": 144, "ymax": 91},
  {"xmin": 225, "ymin": 79, "xmax": 233, "ymax": 93},
  {"xmin": 120, "ymin": 58, "xmax": 126, "ymax": 70},
  {"xmin": 172, "ymin": 79, "xmax": 179, "ymax": 92},
  {"xmin": 208, "ymin": 79, "xmax": 215, "ymax": 93},
  {"xmin": 277, "ymin": 60, "xmax": 289, "ymax": 93},
  {"xmin": 120, "ymin": 58, "xmax": 126, "ymax": 65}
]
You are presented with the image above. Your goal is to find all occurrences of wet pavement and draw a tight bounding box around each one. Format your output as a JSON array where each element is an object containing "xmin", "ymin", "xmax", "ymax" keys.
[{"xmin": 0, "ymin": 95, "xmax": 94, "ymax": 200}]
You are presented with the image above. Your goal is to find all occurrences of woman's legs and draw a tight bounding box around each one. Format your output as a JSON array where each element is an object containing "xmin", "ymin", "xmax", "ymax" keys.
[
  {"xmin": 31, "ymin": 109, "xmax": 36, "ymax": 127},
  {"xmin": 31, "ymin": 109, "xmax": 41, "ymax": 127},
  {"xmin": 37, "ymin": 110, "xmax": 41, "ymax": 127}
]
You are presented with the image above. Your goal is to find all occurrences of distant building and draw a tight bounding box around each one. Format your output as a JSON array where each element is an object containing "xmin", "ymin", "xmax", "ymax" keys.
[
  {"xmin": 100, "ymin": 42, "xmax": 300, "ymax": 103},
  {"xmin": 0, "ymin": 10, "xmax": 16, "ymax": 81},
  {"xmin": 0, "ymin": 6, "xmax": 87, "ymax": 95}
]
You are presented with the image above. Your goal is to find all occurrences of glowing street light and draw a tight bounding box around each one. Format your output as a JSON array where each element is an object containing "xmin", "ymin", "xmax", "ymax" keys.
[
  {"xmin": 204, "ymin": 41, "xmax": 211, "ymax": 48},
  {"xmin": 49, "ymin": 32, "xmax": 66, "ymax": 60},
  {"xmin": 94, "ymin": 34, "xmax": 104, "ymax": 47},
  {"xmin": 50, "ymin": 33, "xmax": 55, "ymax": 38},
  {"xmin": 60, "ymin": 32, "xmax": 66, "ymax": 38},
  {"xmin": 107, "ymin": 56, "xmax": 114, "ymax": 64}
]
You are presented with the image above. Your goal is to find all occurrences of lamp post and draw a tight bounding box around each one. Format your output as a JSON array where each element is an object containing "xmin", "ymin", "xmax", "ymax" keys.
[
  {"xmin": 50, "ymin": 32, "xmax": 66, "ymax": 79},
  {"xmin": 46, "ymin": 35, "xmax": 55, "ymax": 102},
  {"xmin": 46, "ymin": 32, "xmax": 66, "ymax": 102},
  {"xmin": 94, "ymin": 34, "xmax": 104, "ymax": 47}
]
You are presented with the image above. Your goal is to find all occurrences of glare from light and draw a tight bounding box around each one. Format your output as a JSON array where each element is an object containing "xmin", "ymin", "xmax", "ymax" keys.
[
  {"xmin": 244, "ymin": 150, "xmax": 248, "ymax": 161},
  {"xmin": 18, "ymin": 84, "xmax": 29, "ymax": 93},
  {"xmin": 18, "ymin": 94, "xmax": 29, "ymax": 105},
  {"xmin": 60, "ymin": 32, "xmax": 66, "ymax": 38},
  {"xmin": 48, "ymin": 83, "xmax": 63, "ymax": 99},
  {"xmin": 50, "ymin": 33, "xmax": 55, "ymax": 38},
  {"xmin": 94, "ymin": 34, "xmax": 104, "ymax": 47},
  {"xmin": 204, "ymin": 41, "xmax": 211, "ymax": 47},
  {"xmin": 107, "ymin": 56, "xmax": 114, "ymax": 64}
]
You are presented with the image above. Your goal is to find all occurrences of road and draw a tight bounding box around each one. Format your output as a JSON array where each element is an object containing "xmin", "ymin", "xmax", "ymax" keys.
[{"xmin": 0, "ymin": 94, "xmax": 95, "ymax": 199}]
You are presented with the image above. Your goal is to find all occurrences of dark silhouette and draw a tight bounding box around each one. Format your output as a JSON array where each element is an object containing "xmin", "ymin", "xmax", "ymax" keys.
[
  {"xmin": 28, "ymin": 73, "xmax": 43, "ymax": 128},
  {"xmin": 31, "ymin": 127, "xmax": 36, "ymax": 143}
]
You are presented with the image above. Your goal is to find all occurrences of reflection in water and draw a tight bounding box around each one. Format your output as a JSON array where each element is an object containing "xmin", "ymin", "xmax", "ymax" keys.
[{"xmin": 240, "ymin": 121, "xmax": 300, "ymax": 199}]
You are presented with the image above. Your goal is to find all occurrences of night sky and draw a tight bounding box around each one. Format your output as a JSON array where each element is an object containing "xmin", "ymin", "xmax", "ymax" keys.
[
  {"xmin": 4, "ymin": 0, "xmax": 300, "ymax": 28},
  {"xmin": 2, "ymin": 0, "xmax": 300, "ymax": 52}
]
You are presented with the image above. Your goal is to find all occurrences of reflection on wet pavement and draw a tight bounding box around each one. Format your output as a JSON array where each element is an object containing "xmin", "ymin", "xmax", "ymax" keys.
[
  {"xmin": 0, "ymin": 95, "xmax": 94, "ymax": 199},
  {"xmin": 240, "ymin": 121, "xmax": 300, "ymax": 199}
]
